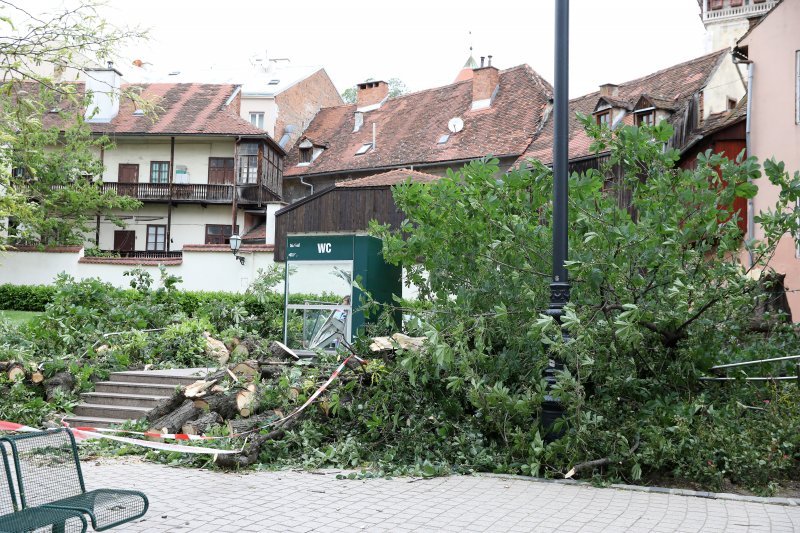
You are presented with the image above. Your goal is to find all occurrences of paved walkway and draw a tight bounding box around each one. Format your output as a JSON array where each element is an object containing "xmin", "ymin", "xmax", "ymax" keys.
[{"xmin": 82, "ymin": 459, "xmax": 800, "ymax": 532}]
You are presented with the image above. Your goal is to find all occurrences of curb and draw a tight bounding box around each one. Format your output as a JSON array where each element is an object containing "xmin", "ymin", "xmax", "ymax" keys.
[{"xmin": 477, "ymin": 473, "xmax": 800, "ymax": 507}]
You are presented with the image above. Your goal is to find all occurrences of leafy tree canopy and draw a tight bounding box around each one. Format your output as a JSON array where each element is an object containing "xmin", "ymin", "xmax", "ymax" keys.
[{"xmin": 0, "ymin": 1, "xmax": 148, "ymax": 247}]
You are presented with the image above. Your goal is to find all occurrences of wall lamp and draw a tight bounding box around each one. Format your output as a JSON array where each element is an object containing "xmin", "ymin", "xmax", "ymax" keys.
[{"xmin": 229, "ymin": 234, "xmax": 245, "ymax": 265}]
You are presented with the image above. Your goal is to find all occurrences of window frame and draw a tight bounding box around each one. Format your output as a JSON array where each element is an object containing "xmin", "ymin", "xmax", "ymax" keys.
[
  {"xmin": 149, "ymin": 161, "xmax": 170, "ymax": 184},
  {"xmin": 145, "ymin": 225, "xmax": 167, "ymax": 251},
  {"xmin": 208, "ymin": 157, "xmax": 235, "ymax": 184},
  {"xmin": 635, "ymin": 110, "xmax": 655, "ymax": 127},
  {"xmin": 249, "ymin": 112, "xmax": 265, "ymax": 129},
  {"xmin": 596, "ymin": 111, "xmax": 611, "ymax": 127},
  {"xmin": 205, "ymin": 224, "xmax": 239, "ymax": 245},
  {"xmin": 299, "ymin": 147, "xmax": 313, "ymax": 163}
]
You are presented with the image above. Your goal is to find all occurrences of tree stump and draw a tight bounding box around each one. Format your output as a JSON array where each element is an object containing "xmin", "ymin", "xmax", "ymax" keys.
[{"xmin": 44, "ymin": 371, "xmax": 75, "ymax": 401}]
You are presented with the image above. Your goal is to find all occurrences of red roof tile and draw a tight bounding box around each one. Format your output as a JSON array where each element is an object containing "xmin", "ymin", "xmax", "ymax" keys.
[
  {"xmin": 335, "ymin": 169, "xmax": 440, "ymax": 188},
  {"xmin": 516, "ymin": 50, "xmax": 727, "ymax": 166},
  {"xmin": 91, "ymin": 83, "xmax": 269, "ymax": 136},
  {"xmin": 285, "ymin": 65, "xmax": 553, "ymax": 177}
]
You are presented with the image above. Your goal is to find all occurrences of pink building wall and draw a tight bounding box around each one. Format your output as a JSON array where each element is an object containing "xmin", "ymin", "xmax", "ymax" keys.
[{"xmin": 741, "ymin": 0, "xmax": 800, "ymax": 317}]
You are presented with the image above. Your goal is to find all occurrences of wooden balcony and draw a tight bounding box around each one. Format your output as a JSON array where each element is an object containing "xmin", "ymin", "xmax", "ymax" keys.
[
  {"xmin": 702, "ymin": 0, "xmax": 777, "ymax": 22},
  {"xmin": 101, "ymin": 182, "xmax": 280, "ymax": 205}
]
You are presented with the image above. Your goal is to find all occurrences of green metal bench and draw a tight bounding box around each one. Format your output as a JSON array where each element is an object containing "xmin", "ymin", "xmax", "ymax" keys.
[
  {"xmin": 0, "ymin": 429, "xmax": 148, "ymax": 531},
  {"xmin": 0, "ymin": 439, "xmax": 87, "ymax": 533}
]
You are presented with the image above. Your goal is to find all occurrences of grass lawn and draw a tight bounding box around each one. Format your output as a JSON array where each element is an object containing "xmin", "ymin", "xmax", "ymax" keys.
[{"xmin": 0, "ymin": 310, "xmax": 42, "ymax": 325}]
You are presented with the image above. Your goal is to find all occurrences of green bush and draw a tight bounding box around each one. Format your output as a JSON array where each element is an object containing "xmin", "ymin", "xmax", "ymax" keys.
[{"xmin": 0, "ymin": 284, "xmax": 55, "ymax": 311}]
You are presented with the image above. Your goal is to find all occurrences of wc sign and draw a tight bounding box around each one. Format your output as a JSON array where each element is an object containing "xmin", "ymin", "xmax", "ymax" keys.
[{"xmin": 317, "ymin": 243, "xmax": 332, "ymax": 254}]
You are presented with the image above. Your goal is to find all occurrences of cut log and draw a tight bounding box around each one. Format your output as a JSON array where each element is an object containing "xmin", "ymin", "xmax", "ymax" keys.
[
  {"xmin": 269, "ymin": 340, "xmax": 300, "ymax": 361},
  {"xmin": 30, "ymin": 371, "xmax": 45, "ymax": 384},
  {"xmin": 227, "ymin": 410, "xmax": 282, "ymax": 435},
  {"xmin": 236, "ymin": 384, "xmax": 258, "ymax": 418},
  {"xmin": 44, "ymin": 371, "xmax": 75, "ymax": 401},
  {"xmin": 184, "ymin": 380, "xmax": 216, "ymax": 399},
  {"xmin": 146, "ymin": 389, "xmax": 185, "ymax": 423},
  {"xmin": 181, "ymin": 411, "xmax": 222, "ymax": 435},
  {"xmin": 150, "ymin": 399, "xmax": 201, "ymax": 434},
  {"xmin": 231, "ymin": 344, "xmax": 250, "ymax": 361},
  {"xmin": 6, "ymin": 363, "xmax": 25, "ymax": 381},
  {"xmin": 193, "ymin": 391, "xmax": 239, "ymax": 420},
  {"xmin": 230, "ymin": 360, "xmax": 259, "ymax": 380}
]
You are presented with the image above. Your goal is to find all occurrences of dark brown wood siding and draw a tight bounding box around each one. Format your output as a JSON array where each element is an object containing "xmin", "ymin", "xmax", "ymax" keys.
[{"xmin": 274, "ymin": 186, "xmax": 405, "ymax": 261}]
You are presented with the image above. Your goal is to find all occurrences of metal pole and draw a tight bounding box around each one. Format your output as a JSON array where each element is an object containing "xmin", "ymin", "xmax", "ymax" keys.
[{"xmin": 541, "ymin": 0, "xmax": 570, "ymax": 441}]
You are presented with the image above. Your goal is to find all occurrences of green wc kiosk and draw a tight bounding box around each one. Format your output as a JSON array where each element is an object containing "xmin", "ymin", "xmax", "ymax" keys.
[{"xmin": 283, "ymin": 233, "xmax": 401, "ymax": 352}]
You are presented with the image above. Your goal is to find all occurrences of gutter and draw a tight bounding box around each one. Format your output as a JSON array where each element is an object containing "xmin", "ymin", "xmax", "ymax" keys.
[
  {"xmin": 299, "ymin": 176, "xmax": 314, "ymax": 195},
  {"xmin": 733, "ymin": 49, "xmax": 755, "ymax": 268}
]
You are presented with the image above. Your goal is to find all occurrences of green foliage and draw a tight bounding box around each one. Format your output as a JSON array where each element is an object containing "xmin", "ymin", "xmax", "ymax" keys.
[
  {"xmin": 153, "ymin": 318, "xmax": 213, "ymax": 367},
  {"xmin": 0, "ymin": 284, "xmax": 55, "ymax": 311}
]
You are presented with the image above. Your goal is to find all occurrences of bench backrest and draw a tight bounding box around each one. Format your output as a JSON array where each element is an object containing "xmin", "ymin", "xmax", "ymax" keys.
[
  {"xmin": 0, "ymin": 429, "xmax": 86, "ymax": 509},
  {"xmin": 0, "ymin": 441, "xmax": 21, "ymax": 515}
]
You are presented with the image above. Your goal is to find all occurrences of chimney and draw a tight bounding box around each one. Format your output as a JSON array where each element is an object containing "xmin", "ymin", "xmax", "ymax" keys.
[
  {"xmin": 84, "ymin": 61, "xmax": 122, "ymax": 123},
  {"xmin": 599, "ymin": 83, "xmax": 619, "ymax": 97},
  {"xmin": 471, "ymin": 66, "xmax": 499, "ymax": 111},
  {"xmin": 356, "ymin": 80, "xmax": 389, "ymax": 111}
]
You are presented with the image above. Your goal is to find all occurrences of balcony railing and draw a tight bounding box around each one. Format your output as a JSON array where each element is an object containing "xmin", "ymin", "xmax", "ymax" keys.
[
  {"xmin": 104, "ymin": 182, "xmax": 235, "ymax": 203},
  {"xmin": 98, "ymin": 250, "xmax": 183, "ymax": 259},
  {"xmin": 702, "ymin": 1, "xmax": 777, "ymax": 22}
]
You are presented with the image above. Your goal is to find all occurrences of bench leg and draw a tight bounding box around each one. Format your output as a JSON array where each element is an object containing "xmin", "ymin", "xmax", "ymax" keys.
[{"xmin": 52, "ymin": 520, "xmax": 66, "ymax": 533}]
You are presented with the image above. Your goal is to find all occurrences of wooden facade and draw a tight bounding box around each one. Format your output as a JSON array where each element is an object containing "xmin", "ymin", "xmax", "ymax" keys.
[{"xmin": 274, "ymin": 186, "xmax": 404, "ymax": 261}]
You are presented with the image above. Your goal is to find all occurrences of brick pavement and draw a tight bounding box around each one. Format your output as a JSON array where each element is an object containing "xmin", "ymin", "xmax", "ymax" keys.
[{"xmin": 81, "ymin": 459, "xmax": 800, "ymax": 532}]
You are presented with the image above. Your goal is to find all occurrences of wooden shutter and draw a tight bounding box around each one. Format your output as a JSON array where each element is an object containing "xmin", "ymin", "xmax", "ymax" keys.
[
  {"xmin": 113, "ymin": 230, "xmax": 135, "ymax": 252},
  {"xmin": 209, "ymin": 158, "xmax": 234, "ymax": 184}
]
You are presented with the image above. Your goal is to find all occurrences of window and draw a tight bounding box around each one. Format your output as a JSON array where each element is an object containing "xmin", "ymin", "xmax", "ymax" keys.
[
  {"xmin": 596, "ymin": 111, "xmax": 610, "ymax": 127},
  {"xmin": 635, "ymin": 111, "xmax": 655, "ymax": 127},
  {"xmin": 300, "ymin": 147, "xmax": 313, "ymax": 163},
  {"xmin": 205, "ymin": 224, "xmax": 239, "ymax": 245},
  {"xmin": 146, "ymin": 225, "xmax": 166, "ymax": 251},
  {"xmin": 355, "ymin": 143, "xmax": 373, "ymax": 155},
  {"xmin": 150, "ymin": 161, "xmax": 169, "ymax": 184},
  {"xmin": 249, "ymin": 112, "xmax": 265, "ymax": 129},
  {"xmin": 727, "ymin": 98, "xmax": 737, "ymax": 111},
  {"xmin": 238, "ymin": 143, "xmax": 259, "ymax": 184},
  {"xmin": 208, "ymin": 157, "xmax": 234, "ymax": 184}
]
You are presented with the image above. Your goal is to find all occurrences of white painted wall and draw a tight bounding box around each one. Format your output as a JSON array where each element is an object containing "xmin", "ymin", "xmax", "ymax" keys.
[
  {"xmin": 97, "ymin": 205, "xmax": 248, "ymax": 250},
  {"xmin": 102, "ymin": 139, "xmax": 235, "ymax": 183},
  {"xmin": 0, "ymin": 248, "xmax": 277, "ymax": 293},
  {"xmin": 703, "ymin": 53, "xmax": 746, "ymax": 119},
  {"xmin": 239, "ymin": 97, "xmax": 279, "ymax": 137}
]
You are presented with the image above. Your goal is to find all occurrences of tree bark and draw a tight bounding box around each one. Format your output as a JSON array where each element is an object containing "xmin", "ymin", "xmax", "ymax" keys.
[
  {"xmin": 44, "ymin": 371, "xmax": 75, "ymax": 401},
  {"xmin": 181, "ymin": 411, "xmax": 222, "ymax": 435},
  {"xmin": 269, "ymin": 341, "xmax": 299, "ymax": 361},
  {"xmin": 194, "ymin": 391, "xmax": 239, "ymax": 420},
  {"xmin": 146, "ymin": 389, "xmax": 186, "ymax": 423},
  {"xmin": 150, "ymin": 399, "xmax": 201, "ymax": 434},
  {"xmin": 227, "ymin": 410, "xmax": 281, "ymax": 436},
  {"xmin": 216, "ymin": 416, "xmax": 301, "ymax": 469}
]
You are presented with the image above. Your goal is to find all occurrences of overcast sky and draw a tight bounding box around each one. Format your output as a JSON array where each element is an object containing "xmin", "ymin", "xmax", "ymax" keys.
[{"xmin": 39, "ymin": 0, "xmax": 709, "ymax": 98}]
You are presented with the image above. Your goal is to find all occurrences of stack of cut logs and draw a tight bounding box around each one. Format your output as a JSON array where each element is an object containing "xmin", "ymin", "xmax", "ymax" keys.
[
  {"xmin": 0, "ymin": 361, "xmax": 45, "ymax": 386},
  {"xmin": 143, "ymin": 341, "xmax": 301, "ymax": 467}
]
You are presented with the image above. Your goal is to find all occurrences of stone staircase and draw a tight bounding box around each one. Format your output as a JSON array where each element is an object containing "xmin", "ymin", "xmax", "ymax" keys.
[{"xmin": 64, "ymin": 369, "xmax": 209, "ymax": 429}]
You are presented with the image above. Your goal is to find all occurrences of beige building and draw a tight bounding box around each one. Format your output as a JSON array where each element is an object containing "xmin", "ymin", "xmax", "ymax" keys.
[
  {"xmin": 77, "ymin": 65, "xmax": 285, "ymax": 256},
  {"xmin": 735, "ymin": 0, "xmax": 800, "ymax": 316}
]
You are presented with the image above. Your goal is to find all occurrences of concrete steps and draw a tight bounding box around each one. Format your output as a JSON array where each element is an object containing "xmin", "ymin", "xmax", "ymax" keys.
[{"xmin": 63, "ymin": 368, "xmax": 208, "ymax": 429}]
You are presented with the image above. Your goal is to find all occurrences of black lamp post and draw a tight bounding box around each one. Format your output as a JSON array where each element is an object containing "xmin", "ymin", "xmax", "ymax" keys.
[{"xmin": 541, "ymin": 0, "xmax": 570, "ymax": 441}]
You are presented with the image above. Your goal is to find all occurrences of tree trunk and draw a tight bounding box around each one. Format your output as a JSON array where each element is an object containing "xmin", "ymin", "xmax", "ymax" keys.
[
  {"xmin": 194, "ymin": 391, "xmax": 239, "ymax": 420},
  {"xmin": 236, "ymin": 384, "xmax": 258, "ymax": 418},
  {"xmin": 146, "ymin": 389, "xmax": 186, "ymax": 423},
  {"xmin": 44, "ymin": 371, "xmax": 75, "ymax": 401},
  {"xmin": 150, "ymin": 399, "xmax": 201, "ymax": 434},
  {"xmin": 230, "ymin": 360, "xmax": 259, "ymax": 380},
  {"xmin": 269, "ymin": 341, "xmax": 299, "ymax": 361},
  {"xmin": 181, "ymin": 411, "xmax": 222, "ymax": 435},
  {"xmin": 227, "ymin": 410, "xmax": 281, "ymax": 436},
  {"xmin": 216, "ymin": 415, "xmax": 301, "ymax": 469}
]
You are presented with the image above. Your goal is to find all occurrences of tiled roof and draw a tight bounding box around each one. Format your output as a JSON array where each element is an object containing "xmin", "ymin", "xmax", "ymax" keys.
[
  {"xmin": 242, "ymin": 222, "xmax": 267, "ymax": 241},
  {"xmin": 285, "ymin": 65, "xmax": 553, "ymax": 177},
  {"xmin": 90, "ymin": 83, "xmax": 269, "ymax": 136},
  {"xmin": 516, "ymin": 50, "xmax": 727, "ymax": 166},
  {"xmin": 335, "ymin": 169, "xmax": 440, "ymax": 188},
  {"xmin": 682, "ymin": 98, "xmax": 747, "ymax": 153}
]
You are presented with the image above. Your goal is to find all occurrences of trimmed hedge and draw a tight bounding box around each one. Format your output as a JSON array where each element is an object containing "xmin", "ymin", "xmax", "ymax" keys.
[{"xmin": 0, "ymin": 284, "xmax": 56, "ymax": 312}]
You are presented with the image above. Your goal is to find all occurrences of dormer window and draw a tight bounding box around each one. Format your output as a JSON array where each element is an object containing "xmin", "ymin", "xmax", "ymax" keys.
[
  {"xmin": 296, "ymin": 138, "xmax": 326, "ymax": 166},
  {"xmin": 355, "ymin": 143, "xmax": 373, "ymax": 155},
  {"xmin": 596, "ymin": 111, "xmax": 610, "ymax": 127},
  {"xmin": 635, "ymin": 110, "xmax": 655, "ymax": 127},
  {"xmin": 300, "ymin": 147, "xmax": 313, "ymax": 163}
]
